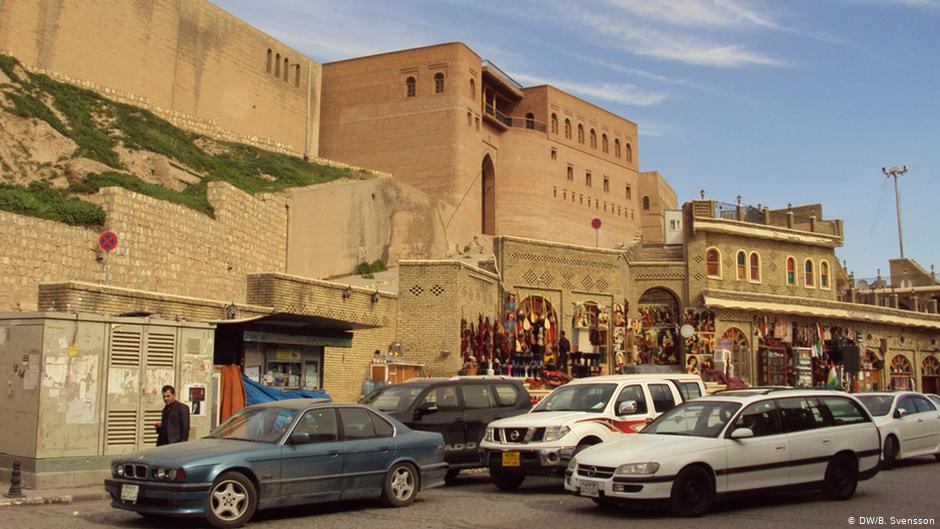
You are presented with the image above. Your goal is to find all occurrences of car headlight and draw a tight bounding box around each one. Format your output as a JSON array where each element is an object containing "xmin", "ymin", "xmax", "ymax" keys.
[
  {"xmin": 167, "ymin": 468, "xmax": 185, "ymax": 480},
  {"xmin": 155, "ymin": 468, "xmax": 166, "ymax": 479},
  {"xmin": 113, "ymin": 463, "xmax": 124, "ymax": 477},
  {"xmin": 484, "ymin": 427, "xmax": 495, "ymax": 443},
  {"xmin": 567, "ymin": 457, "xmax": 578, "ymax": 472},
  {"xmin": 615, "ymin": 462, "xmax": 660, "ymax": 476},
  {"xmin": 543, "ymin": 425, "xmax": 570, "ymax": 443}
]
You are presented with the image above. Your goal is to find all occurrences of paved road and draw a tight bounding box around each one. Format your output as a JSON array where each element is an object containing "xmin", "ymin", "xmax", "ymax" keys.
[{"xmin": 6, "ymin": 457, "xmax": 939, "ymax": 529}]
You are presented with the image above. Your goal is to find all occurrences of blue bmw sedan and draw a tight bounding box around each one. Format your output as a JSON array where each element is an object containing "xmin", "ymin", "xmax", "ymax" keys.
[{"xmin": 104, "ymin": 399, "xmax": 448, "ymax": 528}]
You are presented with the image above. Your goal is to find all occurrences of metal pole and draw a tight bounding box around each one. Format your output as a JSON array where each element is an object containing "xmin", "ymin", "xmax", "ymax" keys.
[{"xmin": 882, "ymin": 166, "xmax": 908, "ymax": 259}]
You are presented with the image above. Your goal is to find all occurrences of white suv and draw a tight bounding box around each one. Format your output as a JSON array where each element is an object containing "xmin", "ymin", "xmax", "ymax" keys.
[
  {"xmin": 478, "ymin": 374, "xmax": 705, "ymax": 490},
  {"xmin": 565, "ymin": 389, "xmax": 881, "ymax": 516}
]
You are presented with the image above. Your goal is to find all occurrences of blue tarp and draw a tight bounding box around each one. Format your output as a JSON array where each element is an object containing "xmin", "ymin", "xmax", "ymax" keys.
[{"xmin": 243, "ymin": 375, "xmax": 330, "ymax": 405}]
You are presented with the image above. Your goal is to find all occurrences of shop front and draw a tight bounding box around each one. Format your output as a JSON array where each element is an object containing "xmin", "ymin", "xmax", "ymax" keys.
[
  {"xmin": 923, "ymin": 356, "xmax": 940, "ymax": 393},
  {"xmin": 631, "ymin": 287, "xmax": 681, "ymax": 368},
  {"xmin": 213, "ymin": 313, "xmax": 372, "ymax": 393}
]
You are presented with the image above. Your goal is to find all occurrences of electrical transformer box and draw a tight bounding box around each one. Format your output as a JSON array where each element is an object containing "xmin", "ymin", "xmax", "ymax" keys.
[{"xmin": 0, "ymin": 312, "xmax": 214, "ymax": 488}]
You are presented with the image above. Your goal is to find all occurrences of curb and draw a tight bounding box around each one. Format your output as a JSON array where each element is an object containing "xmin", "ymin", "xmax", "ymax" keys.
[{"xmin": 0, "ymin": 491, "xmax": 110, "ymax": 508}]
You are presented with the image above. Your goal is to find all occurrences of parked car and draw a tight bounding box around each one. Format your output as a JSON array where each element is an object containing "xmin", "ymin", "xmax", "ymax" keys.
[
  {"xmin": 104, "ymin": 399, "xmax": 447, "ymax": 528},
  {"xmin": 479, "ymin": 374, "xmax": 706, "ymax": 490},
  {"xmin": 565, "ymin": 389, "xmax": 881, "ymax": 516},
  {"xmin": 359, "ymin": 376, "xmax": 531, "ymax": 480},
  {"xmin": 856, "ymin": 391, "xmax": 940, "ymax": 469},
  {"xmin": 928, "ymin": 394, "xmax": 940, "ymax": 409}
]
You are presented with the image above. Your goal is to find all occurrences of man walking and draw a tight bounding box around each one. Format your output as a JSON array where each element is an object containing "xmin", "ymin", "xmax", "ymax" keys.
[
  {"xmin": 154, "ymin": 385, "xmax": 190, "ymax": 446},
  {"xmin": 557, "ymin": 331, "xmax": 571, "ymax": 374}
]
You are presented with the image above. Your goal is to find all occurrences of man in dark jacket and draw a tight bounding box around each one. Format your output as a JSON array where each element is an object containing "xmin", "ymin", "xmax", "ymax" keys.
[
  {"xmin": 154, "ymin": 385, "xmax": 190, "ymax": 446},
  {"xmin": 557, "ymin": 331, "xmax": 571, "ymax": 374}
]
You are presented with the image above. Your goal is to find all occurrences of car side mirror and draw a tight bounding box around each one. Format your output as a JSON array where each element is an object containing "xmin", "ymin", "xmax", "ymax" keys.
[
  {"xmin": 730, "ymin": 427, "xmax": 754, "ymax": 440},
  {"xmin": 416, "ymin": 402, "xmax": 439, "ymax": 416},
  {"xmin": 617, "ymin": 400, "xmax": 638, "ymax": 416},
  {"xmin": 288, "ymin": 432, "xmax": 311, "ymax": 445},
  {"xmin": 895, "ymin": 408, "xmax": 908, "ymax": 419}
]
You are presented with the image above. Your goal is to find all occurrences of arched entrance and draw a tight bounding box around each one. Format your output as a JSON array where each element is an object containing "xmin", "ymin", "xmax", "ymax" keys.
[
  {"xmin": 889, "ymin": 354, "xmax": 913, "ymax": 390},
  {"xmin": 636, "ymin": 287, "xmax": 680, "ymax": 365},
  {"xmin": 481, "ymin": 154, "xmax": 496, "ymax": 235},
  {"xmin": 922, "ymin": 356, "xmax": 940, "ymax": 393},
  {"xmin": 516, "ymin": 296, "xmax": 558, "ymax": 370},
  {"xmin": 720, "ymin": 327, "xmax": 750, "ymax": 381}
]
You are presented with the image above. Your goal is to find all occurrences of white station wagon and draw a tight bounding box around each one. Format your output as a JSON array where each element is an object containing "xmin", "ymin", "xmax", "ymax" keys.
[{"xmin": 565, "ymin": 389, "xmax": 881, "ymax": 516}]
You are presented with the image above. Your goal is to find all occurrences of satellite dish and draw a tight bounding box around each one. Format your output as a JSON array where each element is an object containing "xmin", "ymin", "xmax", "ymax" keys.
[{"xmin": 680, "ymin": 324, "xmax": 695, "ymax": 339}]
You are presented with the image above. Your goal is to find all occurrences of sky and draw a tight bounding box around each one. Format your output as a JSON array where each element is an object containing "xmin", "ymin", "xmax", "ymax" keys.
[{"xmin": 213, "ymin": 0, "xmax": 939, "ymax": 281}]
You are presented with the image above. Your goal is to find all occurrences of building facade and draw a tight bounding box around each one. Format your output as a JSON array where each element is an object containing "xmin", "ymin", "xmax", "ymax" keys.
[{"xmin": 319, "ymin": 43, "xmax": 675, "ymax": 251}]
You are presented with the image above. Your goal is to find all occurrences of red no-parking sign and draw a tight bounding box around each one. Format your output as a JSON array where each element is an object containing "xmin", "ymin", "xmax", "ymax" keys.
[{"xmin": 98, "ymin": 231, "xmax": 118, "ymax": 252}]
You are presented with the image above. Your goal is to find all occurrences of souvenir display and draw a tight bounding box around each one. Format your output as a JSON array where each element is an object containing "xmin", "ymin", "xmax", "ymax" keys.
[
  {"xmin": 755, "ymin": 316, "xmax": 863, "ymax": 388},
  {"xmin": 683, "ymin": 309, "xmax": 716, "ymax": 374},
  {"xmin": 499, "ymin": 294, "xmax": 558, "ymax": 378},
  {"xmin": 632, "ymin": 288, "xmax": 680, "ymax": 366},
  {"xmin": 571, "ymin": 301, "xmax": 608, "ymax": 378}
]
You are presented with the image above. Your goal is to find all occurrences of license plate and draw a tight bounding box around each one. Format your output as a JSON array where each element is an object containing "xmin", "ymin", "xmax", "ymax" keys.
[
  {"xmin": 120, "ymin": 484, "xmax": 139, "ymax": 503},
  {"xmin": 579, "ymin": 479, "xmax": 600, "ymax": 498},
  {"xmin": 501, "ymin": 452, "xmax": 521, "ymax": 467}
]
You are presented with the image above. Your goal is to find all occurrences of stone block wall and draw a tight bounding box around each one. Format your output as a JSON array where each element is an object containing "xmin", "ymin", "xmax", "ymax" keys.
[
  {"xmin": 397, "ymin": 261, "xmax": 500, "ymax": 376},
  {"xmin": 0, "ymin": 182, "xmax": 288, "ymax": 312}
]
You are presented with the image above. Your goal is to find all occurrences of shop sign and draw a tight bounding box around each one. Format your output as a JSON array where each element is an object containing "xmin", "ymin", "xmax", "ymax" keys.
[{"xmin": 275, "ymin": 349, "xmax": 301, "ymax": 361}]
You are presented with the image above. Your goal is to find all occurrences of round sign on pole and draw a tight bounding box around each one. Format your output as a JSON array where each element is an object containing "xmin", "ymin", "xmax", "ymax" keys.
[
  {"xmin": 98, "ymin": 231, "xmax": 118, "ymax": 252},
  {"xmin": 591, "ymin": 218, "xmax": 602, "ymax": 230}
]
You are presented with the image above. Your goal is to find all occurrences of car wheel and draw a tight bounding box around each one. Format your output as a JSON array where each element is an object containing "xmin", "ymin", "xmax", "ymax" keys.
[
  {"xmin": 382, "ymin": 463, "xmax": 419, "ymax": 507},
  {"xmin": 669, "ymin": 466, "xmax": 715, "ymax": 517},
  {"xmin": 822, "ymin": 455, "xmax": 858, "ymax": 501},
  {"xmin": 444, "ymin": 468, "xmax": 461, "ymax": 483},
  {"xmin": 882, "ymin": 436, "xmax": 898, "ymax": 470},
  {"xmin": 206, "ymin": 471, "xmax": 258, "ymax": 529},
  {"xmin": 489, "ymin": 467, "xmax": 525, "ymax": 491}
]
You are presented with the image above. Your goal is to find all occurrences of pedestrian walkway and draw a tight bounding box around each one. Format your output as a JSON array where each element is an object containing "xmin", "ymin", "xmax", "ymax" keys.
[{"xmin": 0, "ymin": 485, "xmax": 109, "ymax": 508}]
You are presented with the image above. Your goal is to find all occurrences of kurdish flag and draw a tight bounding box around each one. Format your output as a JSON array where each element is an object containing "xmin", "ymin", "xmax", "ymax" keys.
[{"xmin": 826, "ymin": 365, "xmax": 840, "ymax": 388}]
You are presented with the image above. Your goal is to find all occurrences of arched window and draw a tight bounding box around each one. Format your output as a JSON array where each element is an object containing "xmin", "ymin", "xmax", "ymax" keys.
[
  {"xmin": 602, "ymin": 134, "xmax": 608, "ymax": 153},
  {"xmin": 736, "ymin": 251, "xmax": 747, "ymax": 280},
  {"xmin": 284, "ymin": 58, "xmax": 290, "ymax": 81},
  {"xmin": 820, "ymin": 260, "xmax": 830, "ymax": 290},
  {"xmin": 577, "ymin": 124, "xmax": 584, "ymax": 144},
  {"xmin": 626, "ymin": 143, "xmax": 633, "ymax": 162},
  {"xmin": 590, "ymin": 129, "xmax": 597, "ymax": 148},
  {"xmin": 275, "ymin": 53, "xmax": 281, "ymax": 77},
  {"xmin": 749, "ymin": 252, "xmax": 761, "ymax": 282},
  {"xmin": 564, "ymin": 119, "xmax": 571, "ymax": 139},
  {"xmin": 614, "ymin": 138, "xmax": 621, "ymax": 158},
  {"xmin": 266, "ymin": 49, "xmax": 272, "ymax": 73},
  {"xmin": 434, "ymin": 72, "xmax": 445, "ymax": 94},
  {"xmin": 550, "ymin": 113, "xmax": 558, "ymax": 134},
  {"xmin": 294, "ymin": 65, "xmax": 301, "ymax": 87},
  {"xmin": 603, "ymin": 176, "xmax": 609, "ymax": 192},
  {"xmin": 406, "ymin": 76, "xmax": 416, "ymax": 97},
  {"xmin": 804, "ymin": 259, "xmax": 815, "ymax": 288},
  {"xmin": 525, "ymin": 112, "xmax": 535, "ymax": 130},
  {"xmin": 786, "ymin": 256, "xmax": 796, "ymax": 285},
  {"xmin": 566, "ymin": 166, "xmax": 573, "ymax": 181},
  {"xmin": 706, "ymin": 248, "xmax": 721, "ymax": 278},
  {"xmin": 642, "ymin": 196, "xmax": 650, "ymax": 210},
  {"xmin": 585, "ymin": 171, "xmax": 592, "ymax": 187},
  {"xmin": 469, "ymin": 78, "xmax": 475, "ymax": 98}
]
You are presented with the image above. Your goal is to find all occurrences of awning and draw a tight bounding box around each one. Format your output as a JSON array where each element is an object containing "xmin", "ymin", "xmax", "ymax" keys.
[
  {"xmin": 703, "ymin": 294, "xmax": 940, "ymax": 331},
  {"xmin": 212, "ymin": 312, "xmax": 381, "ymax": 350}
]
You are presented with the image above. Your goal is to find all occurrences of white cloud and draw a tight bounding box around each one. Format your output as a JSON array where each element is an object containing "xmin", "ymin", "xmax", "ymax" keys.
[{"xmin": 514, "ymin": 73, "xmax": 669, "ymax": 107}]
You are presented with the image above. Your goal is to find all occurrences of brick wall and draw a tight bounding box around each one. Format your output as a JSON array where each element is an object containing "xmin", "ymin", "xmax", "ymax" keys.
[{"xmin": 397, "ymin": 261, "xmax": 500, "ymax": 375}]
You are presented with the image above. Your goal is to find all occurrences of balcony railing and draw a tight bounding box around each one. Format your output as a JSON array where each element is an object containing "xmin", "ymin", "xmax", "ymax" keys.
[{"xmin": 483, "ymin": 104, "xmax": 548, "ymax": 132}]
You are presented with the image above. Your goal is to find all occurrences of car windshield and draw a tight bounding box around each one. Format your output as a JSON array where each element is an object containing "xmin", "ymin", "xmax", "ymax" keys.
[
  {"xmin": 207, "ymin": 407, "xmax": 298, "ymax": 443},
  {"xmin": 856, "ymin": 395, "xmax": 894, "ymax": 417},
  {"xmin": 642, "ymin": 401, "xmax": 742, "ymax": 438},
  {"xmin": 359, "ymin": 385, "xmax": 426, "ymax": 412},
  {"xmin": 532, "ymin": 384, "xmax": 616, "ymax": 413}
]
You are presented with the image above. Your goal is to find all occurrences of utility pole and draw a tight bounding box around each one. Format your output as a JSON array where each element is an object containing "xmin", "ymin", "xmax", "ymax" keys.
[{"xmin": 882, "ymin": 165, "xmax": 908, "ymax": 259}]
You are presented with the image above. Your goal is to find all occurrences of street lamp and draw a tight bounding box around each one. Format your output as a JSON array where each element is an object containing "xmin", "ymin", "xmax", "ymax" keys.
[{"xmin": 881, "ymin": 165, "xmax": 908, "ymax": 258}]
